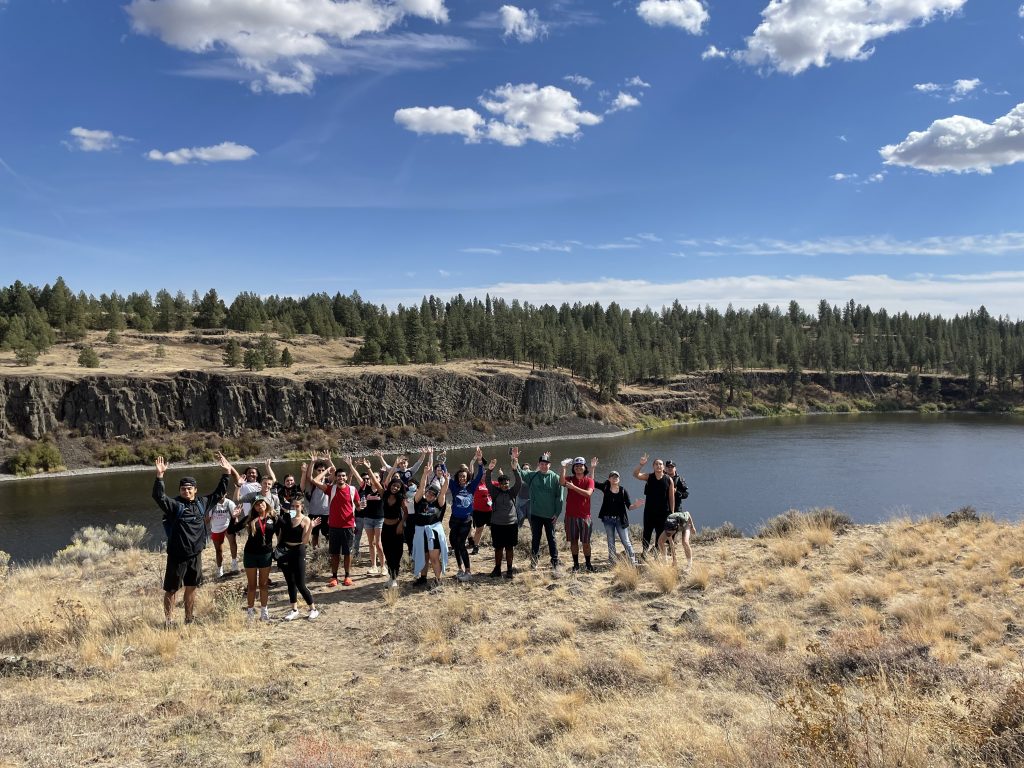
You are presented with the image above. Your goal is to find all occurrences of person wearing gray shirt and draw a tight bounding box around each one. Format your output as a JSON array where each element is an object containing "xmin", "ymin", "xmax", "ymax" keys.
[{"xmin": 486, "ymin": 447, "xmax": 523, "ymax": 579}]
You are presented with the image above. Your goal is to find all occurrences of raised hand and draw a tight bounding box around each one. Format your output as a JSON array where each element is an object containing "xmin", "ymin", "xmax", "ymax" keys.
[
  {"xmin": 487, "ymin": 458, "xmax": 497, "ymax": 471},
  {"xmin": 300, "ymin": 462, "xmax": 308, "ymax": 474},
  {"xmin": 214, "ymin": 452, "xmax": 231, "ymax": 472},
  {"xmin": 590, "ymin": 456, "xmax": 599, "ymax": 469},
  {"xmin": 155, "ymin": 455, "xmax": 168, "ymax": 478},
  {"xmin": 473, "ymin": 446, "xmax": 483, "ymax": 461},
  {"xmin": 511, "ymin": 446, "xmax": 520, "ymax": 460}
]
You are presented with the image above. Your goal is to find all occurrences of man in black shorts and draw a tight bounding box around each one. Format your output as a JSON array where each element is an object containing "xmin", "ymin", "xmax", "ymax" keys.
[
  {"xmin": 633, "ymin": 453, "xmax": 674, "ymax": 556},
  {"xmin": 152, "ymin": 452, "xmax": 233, "ymax": 626}
]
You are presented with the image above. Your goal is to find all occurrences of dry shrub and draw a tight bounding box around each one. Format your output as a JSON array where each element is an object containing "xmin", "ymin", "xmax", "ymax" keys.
[
  {"xmin": 758, "ymin": 507, "xmax": 851, "ymax": 538},
  {"xmin": 693, "ymin": 521, "xmax": 743, "ymax": 544},
  {"xmin": 538, "ymin": 642, "xmax": 582, "ymax": 688},
  {"xmin": 647, "ymin": 560, "xmax": 679, "ymax": 594},
  {"xmin": 945, "ymin": 505, "xmax": 981, "ymax": 527},
  {"xmin": 697, "ymin": 646, "xmax": 797, "ymax": 696},
  {"xmin": 775, "ymin": 567, "xmax": 811, "ymax": 600},
  {"xmin": 803, "ymin": 521, "xmax": 835, "ymax": 549},
  {"xmin": 978, "ymin": 680, "xmax": 1024, "ymax": 766},
  {"xmin": 842, "ymin": 547, "xmax": 866, "ymax": 573},
  {"xmin": 611, "ymin": 559, "xmax": 640, "ymax": 591},
  {"xmin": 586, "ymin": 599, "xmax": 622, "ymax": 631},
  {"xmin": 768, "ymin": 538, "xmax": 809, "ymax": 567},
  {"xmin": 53, "ymin": 524, "xmax": 147, "ymax": 566},
  {"xmin": 684, "ymin": 563, "xmax": 711, "ymax": 591}
]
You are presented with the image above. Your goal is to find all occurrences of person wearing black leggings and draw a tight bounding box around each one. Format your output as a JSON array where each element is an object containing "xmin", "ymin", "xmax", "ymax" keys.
[
  {"xmin": 279, "ymin": 497, "xmax": 319, "ymax": 621},
  {"xmin": 380, "ymin": 477, "xmax": 407, "ymax": 589}
]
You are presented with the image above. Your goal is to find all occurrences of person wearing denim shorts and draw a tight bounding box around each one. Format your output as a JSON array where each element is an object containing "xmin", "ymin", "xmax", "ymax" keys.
[{"xmin": 560, "ymin": 456, "xmax": 596, "ymax": 572}]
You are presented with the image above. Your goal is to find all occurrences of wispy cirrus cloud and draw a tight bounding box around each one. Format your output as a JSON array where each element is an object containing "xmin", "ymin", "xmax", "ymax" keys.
[
  {"xmin": 147, "ymin": 141, "xmax": 257, "ymax": 165},
  {"xmin": 687, "ymin": 232, "xmax": 1024, "ymax": 257}
]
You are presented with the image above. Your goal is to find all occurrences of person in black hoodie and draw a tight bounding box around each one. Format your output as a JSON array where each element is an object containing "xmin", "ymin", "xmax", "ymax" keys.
[{"xmin": 152, "ymin": 452, "xmax": 234, "ymax": 626}]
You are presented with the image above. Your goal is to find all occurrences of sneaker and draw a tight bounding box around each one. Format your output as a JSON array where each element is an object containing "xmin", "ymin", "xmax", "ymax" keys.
[
  {"xmin": 231, "ymin": 559, "xmax": 240, "ymax": 573},
  {"xmin": 503, "ymin": 571, "xmax": 514, "ymax": 580},
  {"xmin": 163, "ymin": 618, "xmax": 178, "ymax": 629},
  {"xmin": 585, "ymin": 563, "xmax": 596, "ymax": 573},
  {"xmin": 308, "ymin": 608, "xmax": 319, "ymax": 620},
  {"xmin": 328, "ymin": 577, "xmax": 339, "ymax": 588},
  {"xmin": 471, "ymin": 544, "xmax": 480, "ymax": 556},
  {"xmin": 217, "ymin": 565, "xmax": 224, "ymax": 578},
  {"xmin": 284, "ymin": 609, "xmax": 300, "ymax": 622},
  {"xmin": 530, "ymin": 558, "xmax": 539, "ymax": 571},
  {"xmin": 571, "ymin": 564, "xmax": 581, "ymax": 573},
  {"xmin": 246, "ymin": 607, "xmax": 256, "ymax": 622},
  {"xmin": 260, "ymin": 607, "xmax": 271, "ymax": 622},
  {"xmin": 386, "ymin": 578, "xmax": 398, "ymax": 589},
  {"xmin": 184, "ymin": 616, "xmax": 197, "ymax": 626},
  {"xmin": 489, "ymin": 567, "xmax": 502, "ymax": 578},
  {"xmin": 415, "ymin": 575, "xmax": 428, "ymax": 586},
  {"xmin": 342, "ymin": 576, "xmax": 353, "ymax": 587},
  {"xmin": 455, "ymin": 571, "xmax": 468, "ymax": 583}
]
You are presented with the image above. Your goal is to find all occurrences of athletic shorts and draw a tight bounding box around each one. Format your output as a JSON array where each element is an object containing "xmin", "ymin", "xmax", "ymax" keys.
[
  {"xmin": 210, "ymin": 531, "xmax": 227, "ymax": 545},
  {"xmin": 329, "ymin": 527, "xmax": 355, "ymax": 556},
  {"xmin": 472, "ymin": 510, "xmax": 492, "ymax": 528},
  {"xmin": 491, "ymin": 522, "xmax": 518, "ymax": 550},
  {"xmin": 362, "ymin": 518, "xmax": 384, "ymax": 530},
  {"xmin": 309, "ymin": 514, "xmax": 328, "ymax": 536},
  {"xmin": 243, "ymin": 551, "xmax": 273, "ymax": 569},
  {"xmin": 163, "ymin": 554, "xmax": 203, "ymax": 592},
  {"xmin": 565, "ymin": 516, "xmax": 593, "ymax": 545}
]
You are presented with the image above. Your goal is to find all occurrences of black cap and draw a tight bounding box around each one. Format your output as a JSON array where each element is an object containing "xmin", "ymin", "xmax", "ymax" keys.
[
  {"xmin": 538, "ymin": 452, "xmax": 551, "ymax": 463},
  {"xmin": 179, "ymin": 476, "xmax": 197, "ymax": 487},
  {"xmin": 665, "ymin": 460, "xmax": 676, "ymax": 468}
]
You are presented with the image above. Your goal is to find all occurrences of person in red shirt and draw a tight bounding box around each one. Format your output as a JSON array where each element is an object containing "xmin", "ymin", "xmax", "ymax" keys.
[
  {"xmin": 309, "ymin": 466, "xmax": 360, "ymax": 587},
  {"xmin": 469, "ymin": 461, "xmax": 497, "ymax": 555},
  {"xmin": 560, "ymin": 456, "xmax": 597, "ymax": 572}
]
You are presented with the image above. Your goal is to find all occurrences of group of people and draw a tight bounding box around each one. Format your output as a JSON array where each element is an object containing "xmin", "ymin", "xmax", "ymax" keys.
[{"xmin": 151, "ymin": 446, "xmax": 696, "ymax": 626}]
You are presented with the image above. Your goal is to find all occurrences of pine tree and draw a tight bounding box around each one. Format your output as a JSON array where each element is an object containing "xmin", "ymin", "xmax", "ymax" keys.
[
  {"xmin": 78, "ymin": 345, "xmax": 100, "ymax": 368},
  {"xmin": 223, "ymin": 339, "xmax": 242, "ymax": 367},
  {"xmin": 243, "ymin": 349, "xmax": 266, "ymax": 371},
  {"xmin": 280, "ymin": 348, "xmax": 293, "ymax": 367}
]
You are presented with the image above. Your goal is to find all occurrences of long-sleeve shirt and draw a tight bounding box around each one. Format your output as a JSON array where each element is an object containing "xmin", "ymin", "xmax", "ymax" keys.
[
  {"xmin": 486, "ymin": 469, "xmax": 523, "ymax": 526},
  {"xmin": 516, "ymin": 469, "xmax": 564, "ymax": 519},
  {"xmin": 450, "ymin": 464, "xmax": 485, "ymax": 520},
  {"xmin": 153, "ymin": 473, "xmax": 230, "ymax": 560}
]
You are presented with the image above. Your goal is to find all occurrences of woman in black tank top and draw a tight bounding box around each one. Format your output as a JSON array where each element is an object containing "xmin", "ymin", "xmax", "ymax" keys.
[
  {"xmin": 380, "ymin": 477, "xmax": 407, "ymax": 588},
  {"xmin": 278, "ymin": 498, "xmax": 319, "ymax": 621}
]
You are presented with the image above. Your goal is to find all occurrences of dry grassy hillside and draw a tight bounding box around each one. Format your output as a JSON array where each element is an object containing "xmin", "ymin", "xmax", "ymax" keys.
[{"xmin": 1, "ymin": 512, "xmax": 1023, "ymax": 767}]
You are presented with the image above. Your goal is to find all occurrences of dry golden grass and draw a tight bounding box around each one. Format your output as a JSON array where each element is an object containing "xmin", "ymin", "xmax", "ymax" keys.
[
  {"xmin": 2, "ymin": 515, "xmax": 1024, "ymax": 768},
  {"xmin": 610, "ymin": 559, "xmax": 640, "ymax": 591},
  {"xmin": 646, "ymin": 560, "xmax": 679, "ymax": 594}
]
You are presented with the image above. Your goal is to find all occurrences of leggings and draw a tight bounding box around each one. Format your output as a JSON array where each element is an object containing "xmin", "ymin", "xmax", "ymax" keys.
[
  {"xmin": 382, "ymin": 521, "xmax": 405, "ymax": 579},
  {"xmin": 642, "ymin": 511, "xmax": 667, "ymax": 553},
  {"xmin": 450, "ymin": 517, "xmax": 473, "ymax": 571},
  {"xmin": 281, "ymin": 545, "xmax": 313, "ymax": 606}
]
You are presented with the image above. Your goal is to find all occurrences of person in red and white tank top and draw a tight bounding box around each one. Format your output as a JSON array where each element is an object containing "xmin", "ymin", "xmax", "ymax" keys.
[{"xmin": 309, "ymin": 466, "xmax": 360, "ymax": 587}]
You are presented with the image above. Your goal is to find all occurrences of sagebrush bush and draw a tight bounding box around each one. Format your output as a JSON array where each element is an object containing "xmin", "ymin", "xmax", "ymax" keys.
[
  {"xmin": 758, "ymin": 507, "xmax": 852, "ymax": 538},
  {"xmin": 6, "ymin": 441, "xmax": 64, "ymax": 475},
  {"xmin": 53, "ymin": 524, "xmax": 147, "ymax": 565}
]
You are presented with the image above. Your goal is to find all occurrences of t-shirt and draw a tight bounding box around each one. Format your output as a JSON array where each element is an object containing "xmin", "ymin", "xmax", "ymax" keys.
[
  {"xmin": 596, "ymin": 481, "xmax": 631, "ymax": 522},
  {"xmin": 327, "ymin": 483, "xmax": 359, "ymax": 529},
  {"xmin": 411, "ymin": 497, "xmax": 446, "ymax": 527},
  {"xmin": 644, "ymin": 474, "xmax": 673, "ymax": 517},
  {"xmin": 208, "ymin": 498, "xmax": 236, "ymax": 534},
  {"xmin": 306, "ymin": 486, "xmax": 330, "ymax": 521},
  {"xmin": 451, "ymin": 465, "xmax": 484, "ymax": 520},
  {"xmin": 564, "ymin": 475, "xmax": 594, "ymax": 519},
  {"xmin": 359, "ymin": 482, "xmax": 383, "ymax": 520},
  {"xmin": 472, "ymin": 481, "xmax": 494, "ymax": 513},
  {"xmin": 238, "ymin": 480, "xmax": 262, "ymax": 516}
]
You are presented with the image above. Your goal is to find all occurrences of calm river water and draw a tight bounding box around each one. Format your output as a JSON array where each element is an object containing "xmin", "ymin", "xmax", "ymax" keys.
[{"xmin": 3, "ymin": 413, "xmax": 1022, "ymax": 562}]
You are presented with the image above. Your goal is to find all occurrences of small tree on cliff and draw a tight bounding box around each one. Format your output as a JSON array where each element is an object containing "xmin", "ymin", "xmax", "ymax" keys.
[
  {"xmin": 280, "ymin": 348, "xmax": 293, "ymax": 367},
  {"xmin": 78, "ymin": 344, "xmax": 100, "ymax": 368},
  {"xmin": 243, "ymin": 349, "xmax": 266, "ymax": 371},
  {"xmin": 223, "ymin": 338, "xmax": 242, "ymax": 367}
]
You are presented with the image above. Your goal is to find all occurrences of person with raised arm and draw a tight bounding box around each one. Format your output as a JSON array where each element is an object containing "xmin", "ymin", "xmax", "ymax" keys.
[
  {"xmin": 379, "ymin": 474, "xmax": 409, "ymax": 589},
  {"xmin": 308, "ymin": 461, "xmax": 360, "ymax": 588},
  {"xmin": 228, "ymin": 496, "xmax": 279, "ymax": 621},
  {"xmin": 301, "ymin": 451, "xmax": 333, "ymax": 548},
  {"xmin": 348, "ymin": 456, "xmax": 385, "ymax": 576},
  {"xmin": 448, "ymin": 447, "xmax": 485, "ymax": 582},
  {"xmin": 560, "ymin": 456, "xmax": 597, "ymax": 572},
  {"xmin": 411, "ymin": 448, "xmax": 450, "ymax": 588},
  {"xmin": 518, "ymin": 451, "xmax": 564, "ymax": 574},
  {"xmin": 594, "ymin": 463, "xmax": 644, "ymax": 565},
  {"xmin": 486, "ymin": 447, "xmax": 523, "ymax": 579},
  {"xmin": 278, "ymin": 496, "xmax": 321, "ymax": 621},
  {"xmin": 152, "ymin": 452, "xmax": 233, "ymax": 626},
  {"xmin": 633, "ymin": 453, "xmax": 674, "ymax": 557}
]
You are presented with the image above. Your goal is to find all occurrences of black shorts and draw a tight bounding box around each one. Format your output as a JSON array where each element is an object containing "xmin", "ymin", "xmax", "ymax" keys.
[
  {"xmin": 328, "ymin": 527, "xmax": 355, "ymax": 556},
  {"xmin": 472, "ymin": 510, "xmax": 492, "ymax": 528},
  {"xmin": 491, "ymin": 523, "xmax": 518, "ymax": 549},
  {"xmin": 309, "ymin": 514, "xmax": 328, "ymax": 536},
  {"xmin": 164, "ymin": 553, "xmax": 203, "ymax": 592}
]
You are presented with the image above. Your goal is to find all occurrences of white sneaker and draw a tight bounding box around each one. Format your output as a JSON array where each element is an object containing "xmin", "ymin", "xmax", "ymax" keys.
[
  {"xmin": 231, "ymin": 559, "xmax": 240, "ymax": 573},
  {"xmin": 307, "ymin": 608, "xmax": 319, "ymax": 620},
  {"xmin": 387, "ymin": 578, "xmax": 398, "ymax": 589},
  {"xmin": 246, "ymin": 607, "xmax": 256, "ymax": 621},
  {"xmin": 368, "ymin": 566, "xmax": 378, "ymax": 576},
  {"xmin": 260, "ymin": 607, "xmax": 271, "ymax": 622},
  {"xmin": 284, "ymin": 609, "xmax": 300, "ymax": 621},
  {"xmin": 217, "ymin": 565, "xmax": 224, "ymax": 578}
]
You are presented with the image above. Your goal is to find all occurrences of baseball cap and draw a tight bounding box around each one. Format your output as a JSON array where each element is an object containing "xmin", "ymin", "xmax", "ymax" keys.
[
  {"xmin": 573, "ymin": 457, "xmax": 586, "ymax": 466},
  {"xmin": 538, "ymin": 452, "xmax": 551, "ymax": 463},
  {"xmin": 426, "ymin": 481, "xmax": 442, "ymax": 494},
  {"xmin": 608, "ymin": 470, "xmax": 620, "ymax": 478},
  {"xmin": 665, "ymin": 460, "xmax": 676, "ymax": 468},
  {"xmin": 179, "ymin": 476, "xmax": 197, "ymax": 488}
]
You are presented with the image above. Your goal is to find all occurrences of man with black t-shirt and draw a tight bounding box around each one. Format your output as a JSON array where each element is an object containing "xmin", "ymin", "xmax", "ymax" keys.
[{"xmin": 633, "ymin": 453, "xmax": 675, "ymax": 556}]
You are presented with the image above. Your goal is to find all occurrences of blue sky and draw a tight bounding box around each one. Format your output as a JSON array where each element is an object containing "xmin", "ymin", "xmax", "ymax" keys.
[{"xmin": 1, "ymin": 0, "xmax": 1023, "ymax": 316}]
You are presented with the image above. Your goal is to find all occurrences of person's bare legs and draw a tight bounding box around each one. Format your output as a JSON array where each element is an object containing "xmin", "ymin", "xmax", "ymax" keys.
[
  {"xmin": 183, "ymin": 586, "xmax": 197, "ymax": 621},
  {"xmin": 245, "ymin": 567, "xmax": 258, "ymax": 608},
  {"xmin": 258, "ymin": 567, "xmax": 270, "ymax": 607},
  {"xmin": 429, "ymin": 549, "xmax": 442, "ymax": 580},
  {"xmin": 369, "ymin": 528, "xmax": 384, "ymax": 571},
  {"xmin": 681, "ymin": 528, "xmax": 692, "ymax": 568},
  {"xmin": 163, "ymin": 590, "xmax": 177, "ymax": 622}
]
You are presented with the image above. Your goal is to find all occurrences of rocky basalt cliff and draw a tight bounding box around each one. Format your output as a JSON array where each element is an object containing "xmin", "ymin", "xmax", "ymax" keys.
[{"xmin": 0, "ymin": 370, "xmax": 583, "ymax": 440}]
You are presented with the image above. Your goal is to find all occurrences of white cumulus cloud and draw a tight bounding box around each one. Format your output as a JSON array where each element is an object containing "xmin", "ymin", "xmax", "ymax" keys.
[
  {"xmin": 64, "ymin": 127, "xmax": 128, "ymax": 152},
  {"xmin": 126, "ymin": 0, "xmax": 450, "ymax": 95},
  {"xmin": 625, "ymin": 76, "xmax": 651, "ymax": 88},
  {"xmin": 499, "ymin": 5, "xmax": 547, "ymax": 42},
  {"xmin": 880, "ymin": 102, "xmax": 1024, "ymax": 174},
  {"xmin": 396, "ymin": 83, "xmax": 604, "ymax": 146},
  {"xmin": 607, "ymin": 91, "xmax": 641, "ymax": 113},
  {"xmin": 739, "ymin": 0, "xmax": 967, "ymax": 75},
  {"xmin": 914, "ymin": 77, "xmax": 981, "ymax": 102},
  {"xmin": 701, "ymin": 44, "xmax": 727, "ymax": 59},
  {"xmin": 394, "ymin": 106, "xmax": 484, "ymax": 140},
  {"xmin": 637, "ymin": 0, "xmax": 708, "ymax": 33},
  {"xmin": 146, "ymin": 141, "xmax": 257, "ymax": 165}
]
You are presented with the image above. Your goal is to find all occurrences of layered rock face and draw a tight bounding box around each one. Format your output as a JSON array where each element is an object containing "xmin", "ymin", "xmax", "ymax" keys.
[{"xmin": 0, "ymin": 370, "xmax": 583, "ymax": 439}]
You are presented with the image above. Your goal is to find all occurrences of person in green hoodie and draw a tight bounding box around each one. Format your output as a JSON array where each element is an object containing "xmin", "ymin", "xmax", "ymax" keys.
[{"xmin": 518, "ymin": 451, "xmax": 565, "ymax": 574}]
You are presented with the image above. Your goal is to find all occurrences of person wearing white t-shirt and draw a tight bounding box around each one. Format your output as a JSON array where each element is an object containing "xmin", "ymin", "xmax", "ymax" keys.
[
  {"xmin": 232, "ymin": 459, "xmax": 277, "ymax": 574},
  {"xmin": 206, "ymin": 497, "xmax": 239, "ymax": 577}
]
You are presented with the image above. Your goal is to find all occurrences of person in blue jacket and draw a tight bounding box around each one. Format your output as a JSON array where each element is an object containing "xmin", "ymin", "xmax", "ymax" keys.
[
  {"xmin": 448, "ymin": 447, "xmax": 485, "ymax": 582},
  {"xmin": 152, "ymin": 452, "xmax": 234, "ymax": 626}
]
